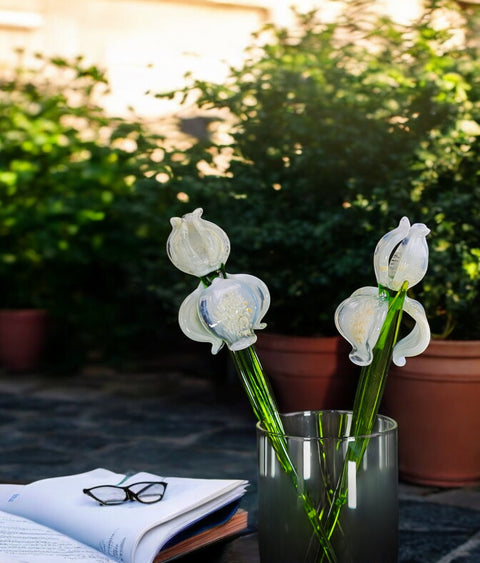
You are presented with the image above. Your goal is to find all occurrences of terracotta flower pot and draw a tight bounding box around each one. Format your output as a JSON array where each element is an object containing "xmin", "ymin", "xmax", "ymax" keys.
[
  {"xmin": 255, "ymin": 333, "xmax": 359, "ymax": 413},
  {"xmin": 0, "ymin": 309, "xmax": 48, "ymax": 372},
  {"xmin": 382, "ymin": 339, "xmax": 480, "ymax": 487}
]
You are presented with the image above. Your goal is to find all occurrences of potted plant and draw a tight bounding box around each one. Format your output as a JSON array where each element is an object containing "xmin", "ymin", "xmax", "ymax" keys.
[
  {"xmin": 158, "ymin": 0, "xmax": 480, "ymax": 416},
  {"xmin": 158, "ymin": 0, "xmax": 480, "ymax": 487},
  {"xmin": 379, "ymin": 152, "xmax": 480, "ymax": 485},
  {"xmin": 318, "ymin": 1, "xmax": 480, "ymax": 486},
  {"xmin": 374, "ymin": 8, "xmax": 480, "ymax": 485},
  {"xmin": 0, "ymin": 52, "xmax": 175, "ymax": 371}
]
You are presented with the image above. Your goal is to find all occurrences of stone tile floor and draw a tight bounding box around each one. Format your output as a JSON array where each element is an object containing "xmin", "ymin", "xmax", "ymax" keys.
[{"xmin": 0, "ymin": 352, "xmax": 479, "ymax": 562}]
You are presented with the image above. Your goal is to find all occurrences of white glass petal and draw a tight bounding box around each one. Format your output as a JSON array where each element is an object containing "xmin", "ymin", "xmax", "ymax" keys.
[
  {"xmin": 374, "ymin": 217, "xmax": 410, "ymax": 288},
  {"xmin": 198, "ymin": 277, "xmax": 264, "ymax": 351},
  {"xmin": 334, "ymin": 287, "xmax": 389, "ymax": 366},
  {"xmin": 392, "ymin": 296, "xmax": 431, "ymax": 366},
  {"xmin": 388, "ymin": 223, "xmax": 430, "ymax": 290},
  {"xmin": 178, "ymin": 285, "xmax": 224, "ymax": 354},
  {"xmin": 228, "ymin": 273, "xmax": 270, "ymax": 329},
  {"xmin": 167, "ymin": 208, "xmax": 231, "ymax": 277}
]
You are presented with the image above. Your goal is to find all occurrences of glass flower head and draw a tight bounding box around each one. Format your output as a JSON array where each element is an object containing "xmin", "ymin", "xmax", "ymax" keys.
[
  {"xmin": 167, "ymin": 208, "xmax": 230, "ymax": 277},
  {"xmin": 335, "ymin": 217, "xmax": 431, "ymax": 367},
  {"xmin": 167, "ymin": 209, "xmax": 270, "ymax": 354}
]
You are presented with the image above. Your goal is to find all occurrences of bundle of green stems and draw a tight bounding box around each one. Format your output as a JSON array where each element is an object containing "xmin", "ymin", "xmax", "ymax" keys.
[{"xmin": 230, "ymin": 282, "xmax": 408, "ymax": 562}]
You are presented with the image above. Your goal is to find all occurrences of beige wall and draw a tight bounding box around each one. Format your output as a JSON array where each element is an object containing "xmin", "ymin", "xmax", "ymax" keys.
[
  {"xmin": 0, "ymin": 0, "xmax": 427, "ymax": 117},
  {"xmin": 0, "ymin": 0, "xmax": 272, "ymax": 116}
]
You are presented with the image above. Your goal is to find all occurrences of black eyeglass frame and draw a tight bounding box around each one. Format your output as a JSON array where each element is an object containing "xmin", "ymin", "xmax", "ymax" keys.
[{"xmin": 83, "ymin": 480, "xmax": 168, "ymax": 506}]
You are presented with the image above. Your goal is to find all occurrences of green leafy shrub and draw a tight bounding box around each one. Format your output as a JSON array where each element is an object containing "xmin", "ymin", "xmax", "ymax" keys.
[
  {"xmin": 159, "ymin": 0, "xmax": 480, "ymax": 340},
  {"xmin": 0, "ymin": 53, "xmax": 180, "ymax": 367}
]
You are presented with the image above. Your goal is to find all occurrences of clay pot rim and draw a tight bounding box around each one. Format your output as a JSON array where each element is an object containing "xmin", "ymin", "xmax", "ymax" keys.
[
  {"xmin": 0, "ymin": 308, "xmax": 47, "ymax": 317},
  {"xmin": 425, "ymin": 338, "xmax": 480, "ymax": 358}
]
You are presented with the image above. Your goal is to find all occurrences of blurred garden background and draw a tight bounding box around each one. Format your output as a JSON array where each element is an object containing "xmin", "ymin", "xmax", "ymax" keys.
[{"xmin": 1, "ymin": 0, "xmax": 480, "ymax": 374}]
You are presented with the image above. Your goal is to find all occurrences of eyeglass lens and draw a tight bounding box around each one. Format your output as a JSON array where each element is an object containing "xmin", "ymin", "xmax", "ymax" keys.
[{"xmin": 128, "ymin": 482, "xmax": 166, "ymax": 503}]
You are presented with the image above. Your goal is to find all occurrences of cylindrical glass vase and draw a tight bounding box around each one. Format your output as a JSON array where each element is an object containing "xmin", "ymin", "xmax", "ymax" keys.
[{"xmin": 257, "ymin": 410, "xmax": 398, "ymax": 563}]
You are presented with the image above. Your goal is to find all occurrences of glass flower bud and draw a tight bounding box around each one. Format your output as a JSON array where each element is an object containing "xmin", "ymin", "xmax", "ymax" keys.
[
  {"xmin": 178, "ymin": 273, "xmax": 270, "ymax": 353},
  {"xmin": 335, "ymin": 217, "xmax": 431, "ymax": 367},
  {"xmin": 374, "ymin": 216, "xmax": 430, "ymax": 291},
  {"xmin": 167, "ymin": 208, "xmax": 230, "ymax": 277}
]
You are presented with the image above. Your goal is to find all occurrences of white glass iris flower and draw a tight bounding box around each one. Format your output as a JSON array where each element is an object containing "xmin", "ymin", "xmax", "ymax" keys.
[
  {"xmin": 335, "ymin": 217, "xmax": 431, "ymax": 367},
  {"xmin": 167, "ymin": 209, "xmax": 270, "ymax": 353}
]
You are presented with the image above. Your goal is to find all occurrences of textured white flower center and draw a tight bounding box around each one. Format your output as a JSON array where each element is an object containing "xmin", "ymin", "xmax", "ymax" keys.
[{"xmin": 210, "ymin": 290, "xmax": 254, "ymax": 338}]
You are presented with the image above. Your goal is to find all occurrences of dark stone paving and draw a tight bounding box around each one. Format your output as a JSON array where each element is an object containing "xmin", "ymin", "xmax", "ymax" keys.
[{"xmin": 0, "ymin": 356, "xmax": 479, "ymax": 562}]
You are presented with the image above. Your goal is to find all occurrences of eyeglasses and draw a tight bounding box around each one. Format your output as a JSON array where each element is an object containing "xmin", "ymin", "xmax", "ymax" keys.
[{"xmin": 83, "ymin": 481, "xmax": 168, "ymax": 506}]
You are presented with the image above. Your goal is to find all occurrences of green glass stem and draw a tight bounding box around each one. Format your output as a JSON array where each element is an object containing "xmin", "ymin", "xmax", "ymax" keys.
[
  {"xmin": 322, "ymin": 282, "xmax": 408, "ymax": 550},
  {"xmin": 351, "ymin": 282, "xmax": 408, "ymax": 447},
  {"xmin": 230, "ymin": 346, "xmax": 338, "ymax": 563}
]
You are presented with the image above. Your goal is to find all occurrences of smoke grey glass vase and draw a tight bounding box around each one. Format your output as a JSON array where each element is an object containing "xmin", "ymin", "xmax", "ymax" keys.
[{"xmin": 257, "ymin": 410, "xmax": 398, "ymax": 563}]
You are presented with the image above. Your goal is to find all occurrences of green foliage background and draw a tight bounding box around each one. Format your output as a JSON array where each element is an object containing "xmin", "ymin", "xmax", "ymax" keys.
[
  {"xmin": 0, "ymin": 53, "xmax": 181, "ymax": 369},
  {"xmin": 160, "ymin": 0, "xmax": 480, "ymax": 340},
  {"xmin": 1, "ymin": 0, "xmax": 480, "ymax": 375}
]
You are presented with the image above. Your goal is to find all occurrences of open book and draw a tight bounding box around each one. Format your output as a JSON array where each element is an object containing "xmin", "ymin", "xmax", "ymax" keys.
[{"xmin": 0, "ymin": 468, "xmax": 249, "ymax": 563}]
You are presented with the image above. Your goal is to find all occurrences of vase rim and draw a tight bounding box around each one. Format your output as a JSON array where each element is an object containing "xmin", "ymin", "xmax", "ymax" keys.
[{"xmin": 257, "ymin": 409, "xmax": 398, "ymax": 440}]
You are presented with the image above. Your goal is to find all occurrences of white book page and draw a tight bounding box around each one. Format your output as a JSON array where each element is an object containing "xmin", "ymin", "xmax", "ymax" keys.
[
  {"xmin": 0, "ymin": 511, "xmax": 113, "ymax": 562},
  {"xmin": 0, "ymin": 469, "xmax": 247, "ymax": 563}
]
